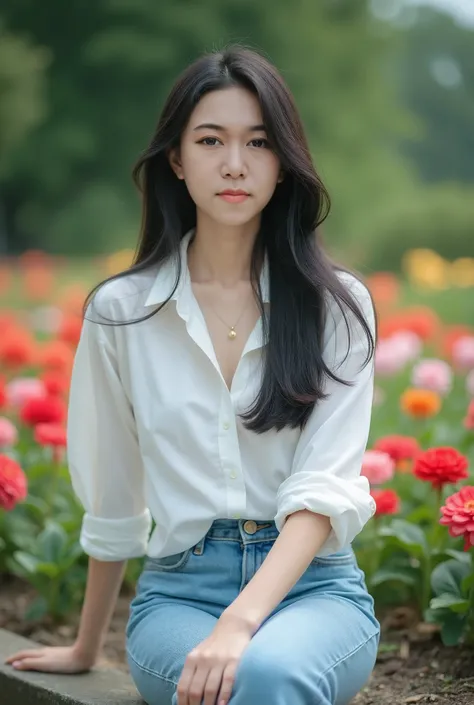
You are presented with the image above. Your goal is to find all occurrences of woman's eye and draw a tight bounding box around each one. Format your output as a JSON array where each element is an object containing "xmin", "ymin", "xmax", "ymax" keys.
[
  {"xmin": 249, "ymin": 138, "xmax": 270, "ymax": 148},
  {"xmin": 199, "ymin": 137, "xmax": 220, "ymax": 146}
]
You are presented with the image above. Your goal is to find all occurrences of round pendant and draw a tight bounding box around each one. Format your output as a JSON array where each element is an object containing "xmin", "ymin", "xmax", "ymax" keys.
[{"xmin": 228, "ymin": 328, "xmax": 237, "ymax": 340}]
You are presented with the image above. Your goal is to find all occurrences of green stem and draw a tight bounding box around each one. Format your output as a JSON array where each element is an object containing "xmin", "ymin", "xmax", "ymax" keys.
[
  {"xmin": 421, "ymin": 553, "xmax": 432, "ymax": 616},
  {"xmin": 466, "ymin": 550, "xmax": 474, "ymax": 645}
]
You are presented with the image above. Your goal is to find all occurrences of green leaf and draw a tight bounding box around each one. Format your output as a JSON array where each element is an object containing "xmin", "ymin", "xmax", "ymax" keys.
[
  {"xmin": 430, "ymin": 593, "xmax": 469, "ymax": 614},
  {"xmin": 379, "ymin": 519, "xmax": 428, "ymax": 557},
  {"xmin": 36, "ymin": 562, "xmax": 60, "ymax": 578},
  {"xmin": 24, "ymin": 597, "xmax": 48, "ymax": 622},
  {"xmin": 443, "ymin": 549, "xmax": 473, "ymax": 565},
  {"xmin": 370, "ymin": 568, "xmax": 417, "ymax": 587},
  {"xmin": 13, "ymin": 551, "xmax": 41, "ymax": 574},
  {"xmin": 406, "ymin": 506, "xmax": 435, "ymax": 524},
  {"xmin": 431, "ymin": 559, "xmax": 472, "ymax": 598},
  {"xmin": 37, "ymin": 522, "xmax": 68, "ymax": 563},
  {"xmin": 440, "ymin": 613, "xmax": 467, "ymax": 647},
  {"xmin": 461, "ymin": 573, "xmax": 474, "ymax": 593}
]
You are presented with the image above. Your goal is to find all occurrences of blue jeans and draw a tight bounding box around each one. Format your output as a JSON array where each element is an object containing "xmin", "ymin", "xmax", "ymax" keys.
[{"xmin": 126, "ymin": 519, "xmax": 380, "ymax": 705}]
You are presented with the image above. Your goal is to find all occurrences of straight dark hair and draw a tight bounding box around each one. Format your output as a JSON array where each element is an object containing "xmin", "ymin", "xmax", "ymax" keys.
[{"xmin": 85, "ymin": 45, "xmax": 376, "ymax": 433}]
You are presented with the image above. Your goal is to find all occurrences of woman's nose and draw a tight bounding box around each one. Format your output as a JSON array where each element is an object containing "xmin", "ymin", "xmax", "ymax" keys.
[{"xmin": 222, "ymin": 146, "xmax": 247, "ymax": 178}]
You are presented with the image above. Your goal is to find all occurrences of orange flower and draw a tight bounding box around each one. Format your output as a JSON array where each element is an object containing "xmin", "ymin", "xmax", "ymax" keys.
[
  {"xmin": 378, "ymin": 306, "xmax": 440, "ymax": 342},
  {"xmin": 38, "ymin": 340, "xmax": 74, "ymax": 374},
  {"xmin": 366, "ymin": 272, "xmax": 400, "ymax": 310},
  {"xmin": 41, "ymin": 370, "xmax": 70, "ymax": 397},
  {"xmin": 400, "ymin": 389, "xmax": 441, "ymax": 419},
  {"xmin": 57, "ymin": 314, "xmax": 83, "ymax": 348},
  {"xmin": 0, "ymin": 328, "xmax": 37, "ymax": 369}
]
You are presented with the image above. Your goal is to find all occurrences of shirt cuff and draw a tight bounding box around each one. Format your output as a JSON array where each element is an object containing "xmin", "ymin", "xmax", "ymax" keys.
[
  {"xmin": 80, "ymin": 509, "xmax": 152, "ymax": 561},
  {"xmin": 274, "ymin": 472, "xmax": 376, "ymax": 556}
]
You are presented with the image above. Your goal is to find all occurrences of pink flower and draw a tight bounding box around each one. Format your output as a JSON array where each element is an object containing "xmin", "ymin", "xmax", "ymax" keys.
[
  {"xmin": 6, "ymin": 377, "xmax": 46, "ymax": 409},
  {"xmin": 452, "ymin": 336, "xmax": 474, "ymax": 370},
  {"xmin": 375, "ymin": 332, "xmax": 423, "ymax": 377},
  {"xmin": 439, "ymin": 486, "xmax": 474, "ymax": 551},
  {"xmin": 361, "ymin": 450, "xmax": 395, "ymax": 486},
  {"xmin": 390, "ymin": 331, "xmax": 423, "ymax": 361},
  {"xmin": 0, "ymin": 417, "xmax": 18, "ymax": 447},
  {"xmin": 411, "ymin": 358, "xmax": 453, "ymax": 396},
  {"xmin": 466, "ymin": 369, "xmax": 474, "ymax": 397},
  {"xmin": 464, "ymin": 400, "xmax": 474, "ymax": 431}
]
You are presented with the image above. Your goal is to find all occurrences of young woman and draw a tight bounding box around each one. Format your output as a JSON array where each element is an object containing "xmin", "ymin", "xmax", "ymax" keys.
[{"xmin": 6, "ymin": 46, "xmax": 380, "ymax": 705}]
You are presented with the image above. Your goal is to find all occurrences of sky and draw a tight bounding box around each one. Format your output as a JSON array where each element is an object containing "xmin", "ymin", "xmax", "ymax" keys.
[{"xmin": 406, "ymin": 0, "xmax": 474, "ymax": 25}]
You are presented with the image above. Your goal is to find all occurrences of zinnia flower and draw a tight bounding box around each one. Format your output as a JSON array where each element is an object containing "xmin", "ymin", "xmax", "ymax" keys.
[
  {"xmin": 464, "ymin": 400, "xmax": 474, "ymax": 431},
  {"xmin": 375, "ymin": 339, "xmax": 407, "ymax": 376},
  {"xmin": 41, "ymin": 370, "xmax": 70, "ymax": 397},
  {"xmin": 20, "ymin": 395, "xmax": 67, "ymax": 426},
  {"xmin": 370, "ymin": 489, "xmax": 401, "ymax": 516},
  {"xmin": 373, "ymin": 435, "xmax": 420, "ymax": 472},
  {"xmin": 0, "ymin": 455, "xmax": 28, "ymax": 510},
  {"xmin": 361, "ymin": 450, "xmax": 395, "ymax": 486},
  {"xmin": 0, "ymin": 328, "xmax": 37, "ymax": 369},
  {"xmin": 6, "ymin": 377, "xmax": 46, "ymax": 409},
  {"xmin": 411, "ymin": 358, "xmax": 453, "ymax": 396},
  {"xmin": 0, "ymin": 418, "xmax": 18, "ymax": 448},
  {"xmin": 439, "ymin": 486, "xmax": 474, "ymax": 551},
  {"xmin": 452, "ymin": 336, "xmax": 474, "ymax": 371},
  {"xmin": 413, "ymin": 447, "xmax": 469, "ymax": 489},
  {"xmin": 0, "ymin": 376, "xmax": 6, "ymax": 409},
  {"xmin": 34, "ymin": 423, "xmax": 67, "ymax": 462},
  {"xmin": 58, "ymin": 315, "xmax": 83, "ymax": 347},
  {"xmin": 400, "ymin": 388, "xmax": 442, "ymax": 418},
  {"xmin": 38, "ymin": 340, "xmax": 74, "ymax": 373}
]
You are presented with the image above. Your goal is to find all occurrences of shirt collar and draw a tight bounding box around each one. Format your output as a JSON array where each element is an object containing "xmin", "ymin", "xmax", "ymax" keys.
[{"xmin": 144, "ymin": 228, "xmax": 270, "ymax": 307}]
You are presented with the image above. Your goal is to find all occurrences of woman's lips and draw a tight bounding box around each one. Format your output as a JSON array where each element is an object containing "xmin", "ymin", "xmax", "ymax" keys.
[{"xmin": 218, "ymin": 193, "xmax": 249, "ymax": 203}]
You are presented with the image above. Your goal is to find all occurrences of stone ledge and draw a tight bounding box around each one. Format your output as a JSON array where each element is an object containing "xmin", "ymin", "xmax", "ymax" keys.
[{"xmin": 0, "ymin": 628, "xmax": 143, "ymax": 705}]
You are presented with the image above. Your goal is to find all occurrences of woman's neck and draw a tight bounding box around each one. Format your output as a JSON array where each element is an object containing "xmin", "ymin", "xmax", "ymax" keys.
[{"xmin": 188, "ymin": 217, "xmax": 260, "ymax": 287}]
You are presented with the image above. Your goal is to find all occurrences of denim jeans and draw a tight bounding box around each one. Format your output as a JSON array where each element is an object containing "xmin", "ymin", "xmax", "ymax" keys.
[{"xmin": 126, "ymin": 519, "xmax": 380, "ymax": 705}]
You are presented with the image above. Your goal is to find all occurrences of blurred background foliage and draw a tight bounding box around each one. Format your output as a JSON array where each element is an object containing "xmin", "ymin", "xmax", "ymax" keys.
[{"xmin": 0, "ymin": 0, "xmax": 472, "ymax": 272}]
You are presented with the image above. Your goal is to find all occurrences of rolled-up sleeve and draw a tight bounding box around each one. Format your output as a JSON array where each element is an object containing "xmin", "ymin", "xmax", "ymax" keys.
[
  {"xmin": 274, "ymin": 280, "xmax": 376, "ymax": 555},
  {"xmin": 67, "ymin": 307, "xmax": 151, "ymax": 561}
]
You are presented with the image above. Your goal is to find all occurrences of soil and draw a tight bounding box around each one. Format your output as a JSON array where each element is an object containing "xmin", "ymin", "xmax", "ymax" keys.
[{"xmin": 1, "ymin": 576, "xmax": 473, "ymax": 705}]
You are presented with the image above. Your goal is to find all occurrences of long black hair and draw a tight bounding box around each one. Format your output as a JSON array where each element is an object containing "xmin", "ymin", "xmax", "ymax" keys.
[{"xmin": 85, "ymin": 45, "xmax": 376, "ymax": 433}]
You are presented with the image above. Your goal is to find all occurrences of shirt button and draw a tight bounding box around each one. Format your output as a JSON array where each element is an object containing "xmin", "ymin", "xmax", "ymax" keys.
[
  {"xmin": 229, "ymin": 471, "xmax": 237, "ymax": 479},
  {"xmin": 223, "ymin": 421, "xmax": 230, "ymax": 430}
]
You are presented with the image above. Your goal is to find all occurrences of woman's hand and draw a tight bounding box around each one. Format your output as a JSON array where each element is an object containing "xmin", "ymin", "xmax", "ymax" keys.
[
  {"xmin": 177, "ymin": 613, "xmax": 256, "ymax": 705},
  {"xmin": 5, "ymin": 644, "xmax": 96, "ymax": 674}
]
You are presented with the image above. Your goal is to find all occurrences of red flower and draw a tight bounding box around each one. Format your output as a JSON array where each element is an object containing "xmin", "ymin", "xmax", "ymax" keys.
[
  {"xmin": 20, "ymin": 395, "xmax": 66, "ymax": 426},
  {"xmin": 0, "ymin": 376, "xmax": 7, "ymax": 409},
  {"xmin": 57, "ymin": 315, "xmax": 83, "ymax": 348},
  {"xmin": 41, "ymin": 370, "xmax": 70, "ymax": 397},
  {"xmin": 413, "ymin": 447, "xmax": 469, "ymax": 489},
  {"xmin": 371, "ymin": 489, "xmax": 401, "ymax": 516},
  {"xmin": 34, "ymin": 423, "xmax": 67, "ymax": 448},
  {"xmin": 373, "ymin": 435, "xmax": 420, "ymax": 472},
  {"xmin": 0, "ymin": 455, "xmax": 28, "ymax": 510},
  {"xmin": 464, "ymin": 400, "xmax": 474, "ymax": 431},
  {"xmin": 440, "ymin": 486, "xmax": 474, "ymax": 551}
]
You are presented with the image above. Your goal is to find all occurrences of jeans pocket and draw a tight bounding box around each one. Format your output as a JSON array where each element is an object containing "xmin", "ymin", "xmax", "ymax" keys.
[
  {"xmin": 311, "ymin": 550, "xmax": 355, "ymax": 567},
  {"xmin": 143, "ymin": 549, "xmax": 192, "ymax": 572}
]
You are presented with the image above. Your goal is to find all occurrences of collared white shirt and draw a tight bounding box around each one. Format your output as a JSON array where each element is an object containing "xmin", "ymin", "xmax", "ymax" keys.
[{"xmin": 67, "ymin": 230, "xmax": 376, "ymax": 562}]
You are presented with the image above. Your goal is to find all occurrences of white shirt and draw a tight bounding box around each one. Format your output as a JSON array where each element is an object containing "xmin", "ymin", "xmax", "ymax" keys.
[{"xmin": 67, "ymin": 230, "xmax": 376, "ymax": 562}]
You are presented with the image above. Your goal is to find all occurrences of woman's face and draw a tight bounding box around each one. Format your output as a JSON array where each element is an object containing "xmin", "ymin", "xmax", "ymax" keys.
[{"xmin": 169, "ymin": 86, "xmax": 282, "ymax": 228}]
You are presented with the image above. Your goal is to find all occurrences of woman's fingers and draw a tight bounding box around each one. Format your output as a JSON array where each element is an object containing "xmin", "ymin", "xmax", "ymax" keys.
[
  {"xmin": 203, "ymin": 666, "xmax": 223, "ymax": 705},
  {"xmin": 217, "ymin": 662, "xmax": 237, "ymax": 705},
  {"xmin": 5, "ymin": 649, "xmax": 44, "ymax": 665},
  {"xmin": 11, "ymin": 655, "xmax": 55, "ymax": 672}
]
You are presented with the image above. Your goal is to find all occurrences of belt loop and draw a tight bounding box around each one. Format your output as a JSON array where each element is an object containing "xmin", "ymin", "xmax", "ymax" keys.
[{"xmin": 193, "ymin": 535, "xmax": 206, "ymax": 555}]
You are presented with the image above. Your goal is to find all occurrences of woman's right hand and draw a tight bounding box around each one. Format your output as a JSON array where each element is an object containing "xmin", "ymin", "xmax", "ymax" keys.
[{"xmin": 5, "ymin": 644, "xmax": 96, "ymax": 674}]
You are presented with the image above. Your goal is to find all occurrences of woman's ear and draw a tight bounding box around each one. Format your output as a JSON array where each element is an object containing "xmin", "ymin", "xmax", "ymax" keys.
[
  {"xmin": 168, "ymin": 147, "xmax": 185, "ymax": 180},
  {"xmin": 277, "ymin": 170, "xmax": 285, "ymax": 183}
]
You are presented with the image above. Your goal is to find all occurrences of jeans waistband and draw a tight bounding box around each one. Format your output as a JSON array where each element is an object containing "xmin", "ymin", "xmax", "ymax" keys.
[{"xmin": 206, "ymin": 519, "xmax": 278, "ymax": 541}]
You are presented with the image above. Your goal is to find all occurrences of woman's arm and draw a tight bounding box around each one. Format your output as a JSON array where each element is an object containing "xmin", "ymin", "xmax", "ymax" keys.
[
  {"xmin": 6, "ymin": 558, "xmax": 126, "ymax": 671},
  {"xmin": 222, "ymin": 510, "xmax": 330, "ymax": 631}
]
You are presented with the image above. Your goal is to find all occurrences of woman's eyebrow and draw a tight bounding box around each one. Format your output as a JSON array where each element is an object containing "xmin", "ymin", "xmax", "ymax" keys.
[{"xmin": 193, "ymin": 123, "xmax": 266, "ymax": 132}]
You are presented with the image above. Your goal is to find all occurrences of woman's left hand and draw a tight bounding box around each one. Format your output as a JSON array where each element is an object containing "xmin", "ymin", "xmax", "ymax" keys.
[{"xmin": 176, "ymin": 612, "xmax": 256, "ymax": 705}]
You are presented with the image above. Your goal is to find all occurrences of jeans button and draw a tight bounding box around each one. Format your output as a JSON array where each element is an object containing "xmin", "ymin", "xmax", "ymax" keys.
[{"xmin": 243, "ymin": 520, "xmax": 258, "ymax": 535}]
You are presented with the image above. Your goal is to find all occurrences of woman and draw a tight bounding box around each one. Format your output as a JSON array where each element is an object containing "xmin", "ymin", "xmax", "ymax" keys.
[{"xmin": 6, "ymin": 46, "xmax": 379, "ymax": 705}]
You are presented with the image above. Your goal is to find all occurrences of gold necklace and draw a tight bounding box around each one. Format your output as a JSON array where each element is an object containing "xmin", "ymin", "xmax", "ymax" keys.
[{"xmin": 208, "ymin": 295, "xmax": 252, "ymax": 340}]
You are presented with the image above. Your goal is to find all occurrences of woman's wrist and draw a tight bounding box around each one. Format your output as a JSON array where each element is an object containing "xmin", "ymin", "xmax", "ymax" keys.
[{"xmin": 219, "ymin": 607, "xmax": 261, "ymax": 635}]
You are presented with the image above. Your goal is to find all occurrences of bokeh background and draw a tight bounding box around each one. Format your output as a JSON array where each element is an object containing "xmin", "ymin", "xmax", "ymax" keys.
[{"xmin": 0, "ymin": 0, "xmax": 472, "ymax": 273}]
